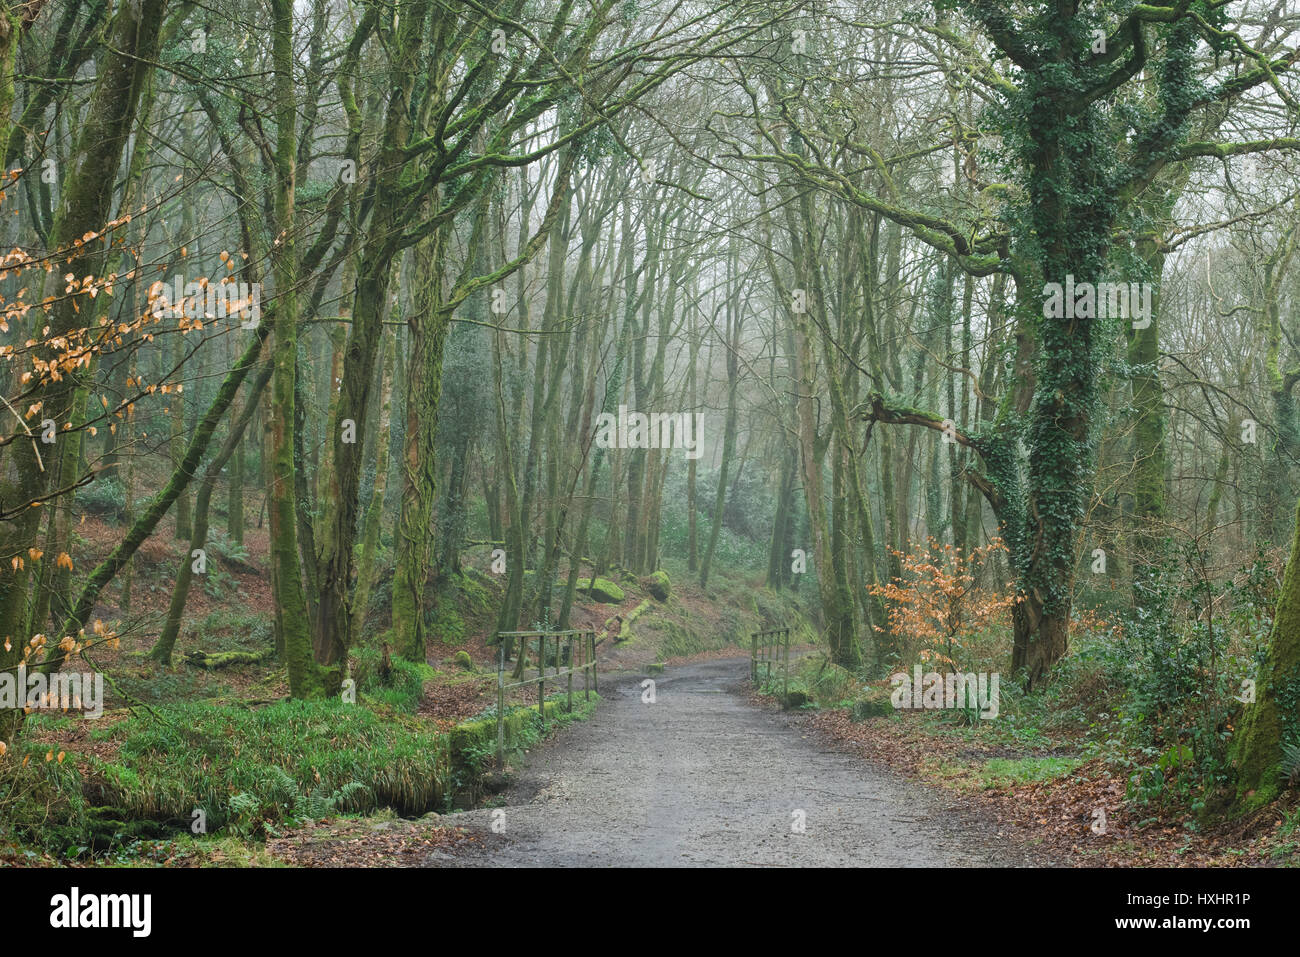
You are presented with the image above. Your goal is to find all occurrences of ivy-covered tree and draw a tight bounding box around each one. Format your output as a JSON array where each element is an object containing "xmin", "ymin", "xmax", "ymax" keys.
[{"xmin": 745, "ymin": 0, "xmax": 1298, "ymax": 686}]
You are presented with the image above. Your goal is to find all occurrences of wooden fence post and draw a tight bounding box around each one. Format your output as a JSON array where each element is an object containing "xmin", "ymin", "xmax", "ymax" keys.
[
  {"xmin": 782, "ymin": 628, "xmax": 790, "ymax": 699},
  {"xmin": 497, "ymin": 640, "xmax": 506, "ymax": 766},
  {"xmin": 537, "ymin": 636, "xmax": 546, "ymax": 729}
]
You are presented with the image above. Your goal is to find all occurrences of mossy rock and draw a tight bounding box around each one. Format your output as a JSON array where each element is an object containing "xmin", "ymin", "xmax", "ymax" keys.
[
  {"xmin": 850, "ymin": 688, "xmax": 894, "ymax": 721},
  {"xmin": 453, "ymin": 650, "xmax": 473, "ymax": 670},
  {"xmin": 779, "ymin": 689, "xmax": 810, "ymax": 710},
  {"xmin": 449, "ymin": 704, "xmax": 559, "ymax": 767},
  {"xmin": 643, "ymin": 570, "xmax": 671, "ymax": 601},
  {"xmin": 446, "ymin": 696, "xmax": 599, "ymax": 807},
  {"xmin": 580, "ymin": 578, "xmax": 625, "ymax": 603}
]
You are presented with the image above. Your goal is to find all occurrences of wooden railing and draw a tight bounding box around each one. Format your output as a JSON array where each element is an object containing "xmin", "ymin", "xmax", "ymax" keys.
[
  {"xmin": 751, "ymin": 627, "xmax": 790, "ymax": 698},
  {"xmin": 493, "ymin": 630, "xmax": 597, "ymax": 764}
]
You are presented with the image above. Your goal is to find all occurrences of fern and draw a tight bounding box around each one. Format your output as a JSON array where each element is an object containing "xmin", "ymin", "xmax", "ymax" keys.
[
  {"xmin": 227, "ymin": 791, "xmax": 261, "ymax": 838},
  {"xmin": 1279, "ymin": 740, "xmax": 1300, "ymax": 785},
  {"xmin": 333, "ymin": 781, "xmax": 370, "ymax": 809},
  {"xmin": 256, "ymin": 765, "xmax": 298, "ymax": 807},
  {"xmin": 294, "ymin": 781, "xmax": 370, "ymax": 819}
]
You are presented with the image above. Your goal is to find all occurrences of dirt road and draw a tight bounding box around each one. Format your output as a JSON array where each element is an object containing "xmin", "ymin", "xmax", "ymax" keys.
[{"xmin": 443, "ymin": 657, "xmax": 1029, "ymax": 867}]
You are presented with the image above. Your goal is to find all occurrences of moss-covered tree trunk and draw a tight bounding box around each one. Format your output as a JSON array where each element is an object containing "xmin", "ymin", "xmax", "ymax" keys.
[
  {"xmin": 392, "ymin": 229, "xmax": 448, "ymax": 663},
  {"xmin": 315, "ymin": 256, "xmax": 353, "ymax": 521},
  {"xmin": 0, "ymin": 0, "xmax": 166, "ymax": 744},
  {"xmin": 794, "ymin": 191, "xmax": 863, "ymax": 667},
  {"xmin": 36, "ymin": 64, "xmax": 157, "ymax": 633},
  {"xmin": 227, "ymin": 426, "xmax": 244, "ymax": 545},
  {"xmin": 313, "ymin": 0, "xmax": 429, "ymax": 673},
  {"xmin": 492, "ymin": 320, "xmax": 526, "ymax": 642},
  {"xmin": 1260, "ymin": 229, "xmax": 1299, "ymax": 542},
  {"xmin": 352, "ymin": 332, "xmax": 395, "ymax": 644},
  {"xmin": 0, "ymin": 4, "xmax": 23, "ymax": 165},
  {"xmin": 1231, "ymin": 493, "xmax": 1300, "ymax": 811},
  {"xmin": 268, "ymin": 0, "xmax": 328, "ymax": 699}
]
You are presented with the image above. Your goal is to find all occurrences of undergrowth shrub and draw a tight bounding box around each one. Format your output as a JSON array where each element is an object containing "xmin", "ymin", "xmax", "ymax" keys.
[
  {"xmin": 78, "ymin": 478, "xmax": 127, "ymax": 522},
  {"xmin": 868, "ymin": 538, "xmax": 1017, "ymax": 676},
  {"xmin": 351, "ymin": 643, "xmax": 434, "ymax": 712},
  {"xmin": 1081, "ymin": 543, "xmax": 1279, "ymax": 814}
]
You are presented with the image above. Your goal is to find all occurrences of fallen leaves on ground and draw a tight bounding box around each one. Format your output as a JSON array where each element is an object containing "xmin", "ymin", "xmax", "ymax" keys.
[
  {"xmin": 418, "ymin": 679, "xmax": 495, "ymax": 730},
  {"xmin": 759, "ymin": 694, "xmax": 1298, "ymax": 868},
  {"xmin": 267, "ymin": 816, "xmax": 478, "ymax": 867}
]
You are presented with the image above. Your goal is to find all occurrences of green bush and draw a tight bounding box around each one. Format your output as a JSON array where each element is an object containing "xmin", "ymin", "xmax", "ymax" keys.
[
  {"xmin": 203, "ymin": 529, "xmax": 252, "ymax": 578},
  {"xmin": 351, "ymin": 644, "xmax": 434, "ymax": 712},
  {"xmin": 851, "ymin": 689, "xmax": 894, "ymax": 721},
  {"xmin": 1077, "ymin": 545, "xmax": 1275, "ymax": 813},
  {"xmin": 791, "ymin": 655, "xmax": 861, "ymax": 708},
  {"xmin": 79, "ymin": 479, "xmax": 127, "ymax": 522}
]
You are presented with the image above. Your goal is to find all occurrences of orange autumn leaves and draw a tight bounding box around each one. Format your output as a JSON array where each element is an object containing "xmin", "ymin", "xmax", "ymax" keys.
[
  {"xmin": 1, "ymin": 617, "xmax": 118, "ymax": 675},
  {"xmin": 868, "ymin": 538, "xmax": 1019, "ymax": 671},
  {"xmin": 8, "ymin": 549, "xmax": 71, "ymax": 572},
  {"xmin": 0, "ymin": 743, "xmax": 65, "ymax": 763},
  {"xmin": 0, "ymin": 170, "xmax": 239, "ymax": 461}
]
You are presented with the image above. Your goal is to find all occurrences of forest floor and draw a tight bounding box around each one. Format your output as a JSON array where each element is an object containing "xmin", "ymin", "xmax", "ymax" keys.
[
  {"xmin": 307, "ymin": 652, "xmax": 1299, "ymax": 869},
  {"xmin": 794, "ymin": 702, "xmax": 1300, "ymax": 868},
  {"xmin": 15, "ymin": 509, "xmax": 1296, "ymax": 868}
]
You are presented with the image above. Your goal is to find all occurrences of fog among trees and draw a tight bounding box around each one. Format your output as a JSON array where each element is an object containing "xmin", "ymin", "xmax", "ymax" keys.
[{"xmin": 2, "ymin": 0, "xmax": 1300, "ymax": 878}]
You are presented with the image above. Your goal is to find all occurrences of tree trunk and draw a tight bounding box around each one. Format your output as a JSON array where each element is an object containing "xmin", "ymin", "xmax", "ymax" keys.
[
  {"xmin": 352, "ymin": 333, "xmax": 396, "ymax": 644},
  {"xmin": 1231, "ymin": 493, "xmax": 1300, "ymax": 812},
  {"xmin": 268, "ymin": 0, "xmax": 329, "ymax": 698},
  {"xmin": 0, "ymin": 0, "xmax": 167, "ymax": 742},
  {"xmin": 1127, "ymin": 235, "xmax": 1169, "ymax": 593},
  {"xmin": 393, "ymin": 230, "xmax": 448, "ymax": 662}
]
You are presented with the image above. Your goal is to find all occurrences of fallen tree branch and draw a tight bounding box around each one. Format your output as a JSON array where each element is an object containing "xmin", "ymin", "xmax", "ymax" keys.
[{"xmin": 184, "ymin": 647, "xmax": 275, "ymax": 669}]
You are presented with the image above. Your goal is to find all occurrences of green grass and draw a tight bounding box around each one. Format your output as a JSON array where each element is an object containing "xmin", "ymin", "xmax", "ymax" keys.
[
  {"xmin": 0, "ymin": 699, "xmax": 450, "ymax": 856},
  {"xmin": 5, "ymin": 683, "xmax": 604, "ymax": 858},
  {"xmin": 976, "ymin": 755, "xmax": 1083, "ymax": 789},
  {"xmin": 191, "ymin": 609, "xmax": 275, "ymax": 653},
  {"xmin": 99, "ymin": 699, "xmax": 445, "ymax": 820},
  {"xmin": 91, "ymin": 833, "xmax": 289, "ymax": 867}
]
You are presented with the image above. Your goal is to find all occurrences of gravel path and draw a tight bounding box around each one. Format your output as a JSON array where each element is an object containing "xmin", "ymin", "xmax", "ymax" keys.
[{"xmin": 444, "ymin": 656, "xmax": 1025, "ymax": 867}]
